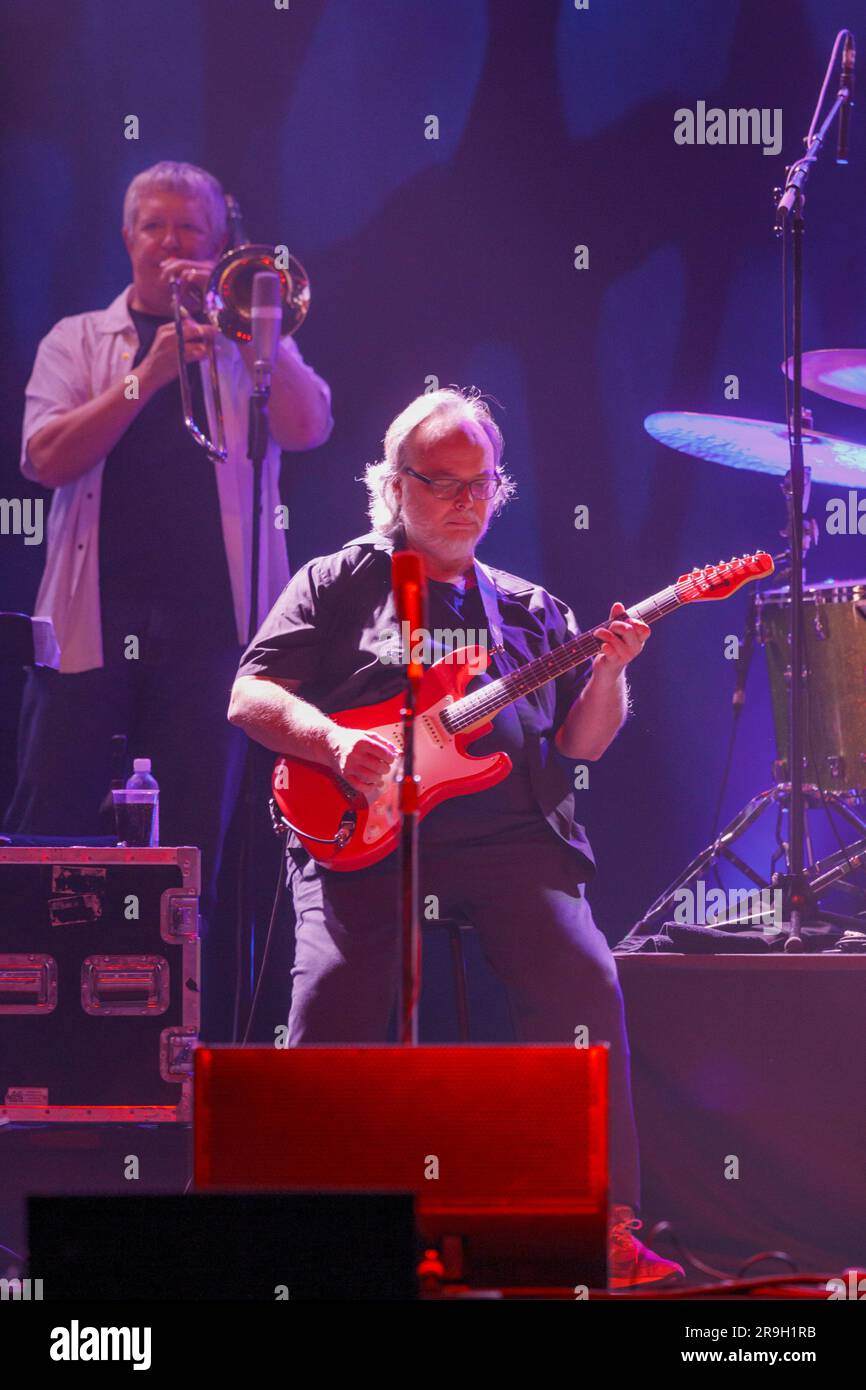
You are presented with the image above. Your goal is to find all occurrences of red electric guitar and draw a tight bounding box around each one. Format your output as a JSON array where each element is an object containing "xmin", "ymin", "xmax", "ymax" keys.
[{"xmin": 271, "ymin": 551, "xmax": 774, "ymax": 870}]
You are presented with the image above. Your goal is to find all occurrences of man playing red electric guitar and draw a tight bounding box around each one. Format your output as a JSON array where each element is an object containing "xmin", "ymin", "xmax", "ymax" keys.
[{"xmin": 227, "ymin": 386, "xmax": 684, "ymax": 1288}]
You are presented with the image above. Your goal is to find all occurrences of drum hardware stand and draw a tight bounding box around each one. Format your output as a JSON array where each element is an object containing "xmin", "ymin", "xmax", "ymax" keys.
[
  {"xmin": 629, "ymin": 783, "xmax": 866, "ymax": 938},
  {"xmin": 628, "ymin": 557, "xmax": 866, "ymax": 937},
  {"xmin": 627, "ymin": 563, "xmax": 866, "ymax": 936},
  {"xmin": 628, "ymin": 527, "xmax": 866, "ymax": 939}
]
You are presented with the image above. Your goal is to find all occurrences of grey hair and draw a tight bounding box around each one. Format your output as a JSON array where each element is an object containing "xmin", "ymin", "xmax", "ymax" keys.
[
  {"xmin": 363, "ymin": 387, "xmax": 516, "ymax": 537},
  {"xmin": 123, "ymin": 161, "xmax": 228, "ymax": 251}
]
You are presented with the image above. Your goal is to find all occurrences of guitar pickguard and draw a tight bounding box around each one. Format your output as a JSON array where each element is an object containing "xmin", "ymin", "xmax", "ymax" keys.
[{"xmin": 360, "ymin": 695, "xmax": 504, "ymax": 846}]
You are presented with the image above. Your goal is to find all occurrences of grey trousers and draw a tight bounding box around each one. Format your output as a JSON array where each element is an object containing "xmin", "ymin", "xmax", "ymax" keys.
[{"xmin": 285, "ymin": 829, "xmax": 641, "ymax": 1210}]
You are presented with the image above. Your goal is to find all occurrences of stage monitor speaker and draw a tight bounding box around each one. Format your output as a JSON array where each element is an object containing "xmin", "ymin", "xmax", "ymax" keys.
[
  {"xmin": 194, "ymin": 1044, "xmax": 609, "ymax": 1289},
  {"xmin": 28, "ymin": 1191, "xmax": 417, "ymax": 1300}
]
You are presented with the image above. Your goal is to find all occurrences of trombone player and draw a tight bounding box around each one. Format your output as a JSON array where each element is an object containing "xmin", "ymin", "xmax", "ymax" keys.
[{"xmin": 4, "ymin": 160, "xmax": 333, "ymax": 1039}]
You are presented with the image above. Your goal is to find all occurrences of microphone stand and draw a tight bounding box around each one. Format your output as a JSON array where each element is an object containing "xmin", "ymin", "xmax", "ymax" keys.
[
  {"xmin": 396, "ymin": 664, "xmax": 422, "ymax": 1044},
  {"xmin": 394, "ymin": 564, "xmax": 425, "ymax": 1045},
  {"xmin": 247, "ymin": 364, "xmax": 271, "ymax": 633},
  {"xmin": 773, "ymin": 31, "xmax": 854, "ymax": 951},
  {"xmin": 232, "ymin": 358, "xmax": 273, "ymax": 1041}
]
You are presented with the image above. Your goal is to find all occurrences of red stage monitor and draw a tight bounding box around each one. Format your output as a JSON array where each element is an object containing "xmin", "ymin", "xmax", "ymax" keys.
[{"xmin": 194, "ymin": 1044, "xmax": 608, "ymax": 1288}]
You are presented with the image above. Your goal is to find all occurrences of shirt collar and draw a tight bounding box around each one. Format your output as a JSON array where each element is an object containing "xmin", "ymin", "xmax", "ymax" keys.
[
  {"xmin": 340, "ymin": 526, "xmax": 406, "ymax": 553},
  {"xmin": 94, "ymin": 285, "xmax": 138, "ymax": 336},
  {"xmin": 343, "ymin": 525, "xmax": 505, "ymax": 649}
]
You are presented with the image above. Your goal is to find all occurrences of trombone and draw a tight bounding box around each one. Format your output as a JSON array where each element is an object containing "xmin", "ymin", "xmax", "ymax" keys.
[{"xmin": 170, "ymin": 198, "xmax": 311, "ymax": 461}]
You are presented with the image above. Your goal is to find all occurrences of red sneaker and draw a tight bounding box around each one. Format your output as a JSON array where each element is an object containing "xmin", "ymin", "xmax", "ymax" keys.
[{"xmin": 607, "ymin": 1204, "xmax": 686, "ymax": 1289}]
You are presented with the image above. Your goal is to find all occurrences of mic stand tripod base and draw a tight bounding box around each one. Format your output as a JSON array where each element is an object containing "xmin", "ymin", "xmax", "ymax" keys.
[{"xmin": 626, "ymin": 783, "xmax": 866, "ymax": 944}]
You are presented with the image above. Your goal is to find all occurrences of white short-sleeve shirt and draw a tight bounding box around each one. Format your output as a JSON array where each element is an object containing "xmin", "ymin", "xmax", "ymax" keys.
[{"xmin": 21, "ymin": 285, "xmax": 333, "ymax": 672}]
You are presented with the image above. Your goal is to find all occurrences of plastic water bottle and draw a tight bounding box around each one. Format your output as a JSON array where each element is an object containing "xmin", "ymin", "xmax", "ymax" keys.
[{"xmin": 126, "ymin": 757, "xmax": 160, "ymax": 846}]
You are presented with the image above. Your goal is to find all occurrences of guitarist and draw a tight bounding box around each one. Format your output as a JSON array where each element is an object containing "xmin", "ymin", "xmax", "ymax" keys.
[{"xmin": 227, "ymin": 387, "xmax": 682, "ymax": 1287}]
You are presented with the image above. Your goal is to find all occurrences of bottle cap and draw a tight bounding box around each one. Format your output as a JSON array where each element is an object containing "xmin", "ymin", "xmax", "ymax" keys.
[{"xmin": 133, "ymin": 758, "xmax": 152, "ymax": 773}]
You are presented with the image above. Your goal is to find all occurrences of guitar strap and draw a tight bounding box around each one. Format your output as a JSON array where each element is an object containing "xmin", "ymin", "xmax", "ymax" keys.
[
  {"xmin": 473, "ymin": 555, "xmax": 573, "ymax": 843},
  {"xmin": 471, "ymin": 557, "xmax": 517, "ymax": 680}
]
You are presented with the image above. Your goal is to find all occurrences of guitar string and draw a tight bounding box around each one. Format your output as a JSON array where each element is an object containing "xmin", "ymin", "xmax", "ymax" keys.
[
  {"xmin": 442, "ymin": 582, "xmax": 701, "ymax": 732},
  {"xmin": 444, "ymin": 565, "xmax": 764, "ymax": 732}
]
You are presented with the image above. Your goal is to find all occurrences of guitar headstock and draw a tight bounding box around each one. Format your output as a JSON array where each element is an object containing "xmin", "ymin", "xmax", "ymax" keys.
[{"xmin": 676, "ymin": 551, "xmax": 774, "ymax": 602}]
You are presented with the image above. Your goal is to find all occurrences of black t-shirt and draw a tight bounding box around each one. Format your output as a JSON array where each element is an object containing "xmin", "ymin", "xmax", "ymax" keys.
[
  {"xmin": 237, "ymin": 528, "xmax": 598, "ymax": 875},
  {"xmin": 99, "ymin": 308, "xmax": 234, "ymax": 622}
]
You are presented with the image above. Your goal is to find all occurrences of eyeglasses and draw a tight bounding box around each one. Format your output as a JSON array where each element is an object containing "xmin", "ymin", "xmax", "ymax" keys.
[{"xmin": 402, "ymin": 466, "xmax": 500, "ymax": 501}]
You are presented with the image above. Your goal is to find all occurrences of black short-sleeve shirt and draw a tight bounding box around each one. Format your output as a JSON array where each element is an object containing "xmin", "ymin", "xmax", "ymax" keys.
[{"xmin": 236, "ymin": 527, "xmax": 597, "ymax": 877}]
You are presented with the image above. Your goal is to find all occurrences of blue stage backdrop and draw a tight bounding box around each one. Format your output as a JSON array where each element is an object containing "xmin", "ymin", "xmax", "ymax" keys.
[{"xmin": 2, "ymin": 0, "xmax": 864, "ymax": 944}]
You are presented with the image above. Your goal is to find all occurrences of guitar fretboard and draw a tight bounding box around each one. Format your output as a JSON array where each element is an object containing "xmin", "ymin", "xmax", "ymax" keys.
[{"xmin": 440, "ymin": 584, "xmax": 685, "ymax": 734}]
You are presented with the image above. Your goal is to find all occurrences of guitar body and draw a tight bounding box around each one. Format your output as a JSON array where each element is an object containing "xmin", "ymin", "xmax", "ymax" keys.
[{"xmin": 272, "ymin": 645, "xmax": 512, "ymax": 871}]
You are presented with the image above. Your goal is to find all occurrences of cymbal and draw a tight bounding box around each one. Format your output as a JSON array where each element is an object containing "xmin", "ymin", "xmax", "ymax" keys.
[
  {"xmin": 644, "ymin": 411, "xmax": 866, "ymax": 487},
  {"xmin": 783, "ymin": 348, "xmax": 866, "ymax": 409}
]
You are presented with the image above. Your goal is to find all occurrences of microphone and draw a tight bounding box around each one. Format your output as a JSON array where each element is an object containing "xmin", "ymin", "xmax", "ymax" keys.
[
  {"xmin": 392, "ymin": 550, "xmax": 427, "ymax": 683},
  {"xmin": 224, "ymin": 193, "xmax": 247, "ymax": 249},
  {"xmin": 837, "ymin": 33, "xmax": 856, "ymax": 165},
  {"xmin": 732, "ymin": 590, "xmax": 758, "ymax": 712},
  {"xmin": 251, "ymin": 271, "xmax": 282, "ymax": 390}
]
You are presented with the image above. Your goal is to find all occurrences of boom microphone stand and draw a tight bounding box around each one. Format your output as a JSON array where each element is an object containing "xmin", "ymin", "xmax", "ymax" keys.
[
  {"xmin": 233, "ymin": 271, "xmax": 283, "ymax": 1040},
  {"xmin": 625, "ymin": 33, "xmax": 866, "ymax": 945},
  {"xmin": 773, "ymin": 29, "xmax": 854, "ymax": 950}
]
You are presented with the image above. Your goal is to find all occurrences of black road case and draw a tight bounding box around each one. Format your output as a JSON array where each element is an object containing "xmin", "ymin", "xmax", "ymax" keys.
[{"xmin": 0, "ymin": 846, "xmax": 199, "ymax": 1122}]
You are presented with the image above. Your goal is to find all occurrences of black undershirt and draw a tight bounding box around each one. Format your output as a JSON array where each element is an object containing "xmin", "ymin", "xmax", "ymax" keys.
[
  {"xmin": 99, "ymin": 308, "xmax": 235, "ymax": 624},
  {"xmin": 419, "ymin": 574, "xmax": 549, "ymax": 844}
]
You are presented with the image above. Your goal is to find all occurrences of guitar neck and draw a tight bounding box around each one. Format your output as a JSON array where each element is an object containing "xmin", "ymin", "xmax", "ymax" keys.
[{"xmin": 442, "ymin": 583, "xmax": 684, "ymax": 733}]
